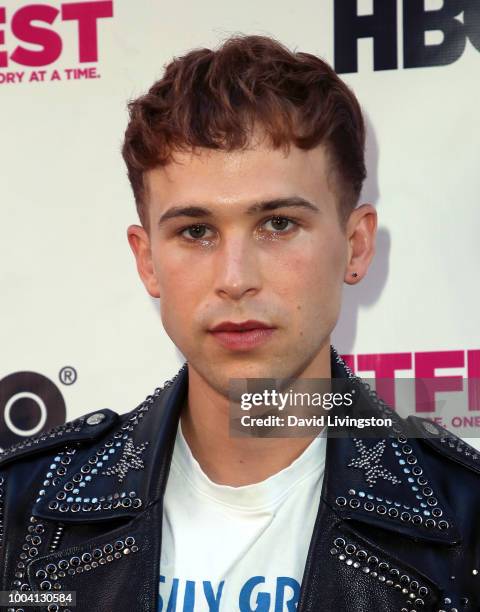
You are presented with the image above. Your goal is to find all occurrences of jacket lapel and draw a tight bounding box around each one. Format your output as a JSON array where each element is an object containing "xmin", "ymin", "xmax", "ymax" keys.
[
  {"xmin": 27, "ymin": 365, "xmax": 188, "ymax": 611},
  {"xmin": 321, "ymin": 347, "xmax": 460, "ymax": 545},
  {"xmin": 32, "ymin": 365, "xmax": 188, "ymax": 524}
]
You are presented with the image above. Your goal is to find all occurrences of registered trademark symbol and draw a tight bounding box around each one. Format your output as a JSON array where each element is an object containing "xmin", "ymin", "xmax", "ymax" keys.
[{"xmin": 59, "ymin": 366, "xmax": 77, "ymax": 385}]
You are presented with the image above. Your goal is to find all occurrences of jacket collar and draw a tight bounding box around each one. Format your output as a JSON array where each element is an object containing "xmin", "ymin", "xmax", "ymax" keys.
[
  {"xmin": 32, "ymin": 346, "xmax": 460, "ymax": 545},
  {"xmin": 324, "ymin": 349, "xmax": 461, "ymax": 545},
  {"xmin": 32, "ymin": 366, "xmax": 188, "ymax": 523}
]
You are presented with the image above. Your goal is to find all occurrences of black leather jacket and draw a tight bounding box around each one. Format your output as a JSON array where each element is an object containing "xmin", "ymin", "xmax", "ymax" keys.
[{"xmin": 1, "ymin": 347, "xmax": 479, "ymax": 612}]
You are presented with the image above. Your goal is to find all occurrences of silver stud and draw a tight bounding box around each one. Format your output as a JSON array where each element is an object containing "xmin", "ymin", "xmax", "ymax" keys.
[
  {"xmin": 86, "ymin": 413, "xmax": 106, "ymax": 426},
  {"xmin": 422, "ymin": 421, "xmax": 440, "ymax": 435}
]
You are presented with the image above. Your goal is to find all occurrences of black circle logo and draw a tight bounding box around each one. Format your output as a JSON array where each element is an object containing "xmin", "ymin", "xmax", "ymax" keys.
[{"xmin": 0, "ymin": 372, "xmax": 66, "ymax": 449}]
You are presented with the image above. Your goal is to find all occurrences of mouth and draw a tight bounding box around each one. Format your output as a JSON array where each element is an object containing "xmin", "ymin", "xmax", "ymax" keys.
[{"xmin": 208, "ymin": 320, "xmax": 276, "ymax": 351}]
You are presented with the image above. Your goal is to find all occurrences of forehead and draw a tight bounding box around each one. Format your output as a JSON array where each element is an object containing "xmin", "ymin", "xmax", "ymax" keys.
[{"xmin": 144, "ymin": 142, "xmax": 335, "ymax": 211}]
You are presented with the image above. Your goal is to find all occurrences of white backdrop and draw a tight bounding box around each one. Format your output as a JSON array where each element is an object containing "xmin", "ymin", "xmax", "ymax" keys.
[{"xmin": 1, "ymin": 0, "xmax": 479, "ymax": 448}]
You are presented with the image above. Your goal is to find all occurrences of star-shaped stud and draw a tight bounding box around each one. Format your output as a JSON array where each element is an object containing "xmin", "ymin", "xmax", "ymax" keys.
[
  {"xmin": 102, "ymin": 438, "xmax": 149, "ymax": 483},
  {"xmin": 347, "ymin": 438, "xmax": 401, "ymax": 488}
]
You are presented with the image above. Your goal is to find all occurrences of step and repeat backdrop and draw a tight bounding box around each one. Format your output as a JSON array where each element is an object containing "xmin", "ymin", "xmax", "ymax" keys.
[{"xmin": 1, "ymin": 0, "xmax": 479, "ymax": 448}]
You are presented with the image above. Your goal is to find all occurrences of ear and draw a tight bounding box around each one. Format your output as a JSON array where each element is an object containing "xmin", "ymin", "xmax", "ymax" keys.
[
  {"xmin": 127, "ymin": 225, "xmax": 161, "ymax": 298},
  {"xmin": 344, "ymin": 204, "xmax": 377, "ymax": 285}
]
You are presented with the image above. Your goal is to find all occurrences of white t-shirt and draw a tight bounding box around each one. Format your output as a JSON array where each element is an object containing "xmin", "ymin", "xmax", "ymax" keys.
[{"xmin": 158, "ymin": 422, "xmax": 327, "ymax": 612}]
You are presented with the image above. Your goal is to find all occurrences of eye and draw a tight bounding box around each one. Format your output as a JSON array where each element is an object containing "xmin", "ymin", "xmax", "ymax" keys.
[
  {"xmin": 262, "ymin": 216, "xmax": 298, "ymax": 233},
  {"xmin": 179, "ymin": 224, "xmax": 214, "ymax": 241}
]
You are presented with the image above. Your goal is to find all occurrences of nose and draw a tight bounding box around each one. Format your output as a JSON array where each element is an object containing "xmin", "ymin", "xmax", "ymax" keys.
[{"xmin": 213, "ymin": 231, "xmax": 262, "ymax": 301}]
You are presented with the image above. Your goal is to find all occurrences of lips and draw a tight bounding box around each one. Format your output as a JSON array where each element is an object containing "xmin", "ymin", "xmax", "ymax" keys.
[
  {"xmin": 210, "ymin": 320, "xmax": 273, "ymax": 332},
  {"xmin": 208, "ymin": 320, "xmax": 276, "ymax": 351}
]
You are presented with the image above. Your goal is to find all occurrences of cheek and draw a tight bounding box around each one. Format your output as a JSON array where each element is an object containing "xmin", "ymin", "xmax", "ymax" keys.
[
  {"xmin": 276, "ymin": 233, "xmax": 345, "ymax": 291},
  {"xmin": 273, "ymin": 234, "xmax": 346, "ymax": 328},
  {"xmin": 152, "ymin": 244, "xmax": 200, "ymax": 296},
  {"xmin": 152, "ymin": 252, "xmax": 209, "ymax": 332},
  {"xmin": 159, "ymin": 276, "xmax": 198, "ymax": 323},
  {"xmin": 150, "ymin": 251, "xmax": 185, "ymax": 323}
]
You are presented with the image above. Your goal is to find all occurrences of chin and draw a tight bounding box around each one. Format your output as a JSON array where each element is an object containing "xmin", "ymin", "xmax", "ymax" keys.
[{"xmin": 217, "ymin": 359, "xmax": 285, "ymax": 381}]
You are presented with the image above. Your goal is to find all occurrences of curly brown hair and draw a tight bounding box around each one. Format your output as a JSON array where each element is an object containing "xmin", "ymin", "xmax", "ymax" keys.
[{"xmin": 122, "ymin": 34, "xmax": 366, "ymax": 230}]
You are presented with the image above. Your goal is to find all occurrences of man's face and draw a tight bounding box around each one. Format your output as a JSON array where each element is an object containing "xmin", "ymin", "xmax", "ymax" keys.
[{"xmin": 128, "ymin": 139, "xmax": 372, "ymax": 397}]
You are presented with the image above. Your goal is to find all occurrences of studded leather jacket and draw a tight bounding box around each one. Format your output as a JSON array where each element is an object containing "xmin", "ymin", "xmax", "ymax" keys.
[{"xmin": 1, "ymin": 347, "xmax": 479, "ymax": 612}]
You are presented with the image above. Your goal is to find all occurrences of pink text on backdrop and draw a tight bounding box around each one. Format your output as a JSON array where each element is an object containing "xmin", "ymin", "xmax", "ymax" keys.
[
  {"xmin": 0, "ymin": 1, "xmax": 113, "ymax": 68},
  {"xmin": 341, "ymin": 349, "xmax": 480, "ymax": 413}
]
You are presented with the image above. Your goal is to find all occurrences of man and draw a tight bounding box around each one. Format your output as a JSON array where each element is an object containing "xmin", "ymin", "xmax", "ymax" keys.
[{"xmin": 1, "ymin": 34, "xmax": 479, "ymax": 612}]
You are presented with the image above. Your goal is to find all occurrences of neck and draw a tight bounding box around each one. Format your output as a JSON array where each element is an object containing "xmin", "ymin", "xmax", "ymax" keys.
[{"xmin": 180, "ymin": 343, "xmax": 332, "ymax": 486}]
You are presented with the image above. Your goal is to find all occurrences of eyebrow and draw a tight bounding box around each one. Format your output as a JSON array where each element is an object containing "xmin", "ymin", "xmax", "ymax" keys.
[{"xmin": 157, "ymin": 196, "xmax": 320, "ymax": 227}]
